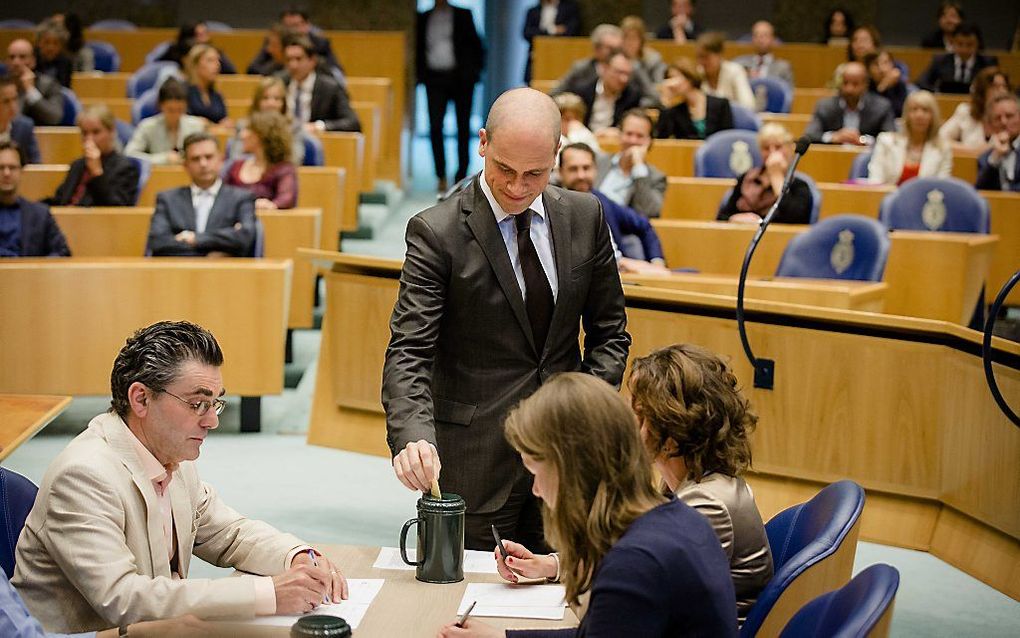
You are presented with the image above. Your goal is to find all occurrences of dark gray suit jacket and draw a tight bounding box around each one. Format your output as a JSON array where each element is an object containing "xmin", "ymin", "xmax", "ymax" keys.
[
  {"xmin": 595, "ymin": 153, "xmax": 666, "ymax": 218},
  {"xmin": 17, "ymin": 74, "xmax": 64, "ymax": 127},
  {"xmin": 8, "ymin": 116, "xmax": 40, "ymax": 164},
  {"xmin": 382, "ymin": 177, "xmax": 631, "ymax": 514},
  {"xmin": 145, "ymin": 184, "xmax": 256, "ymax": 256},
  {"xmin": 49, "ymin": 153, "xmax": 140, "ymax": 207},
  {"xmin": 804, "ymin": 94, "xmax": 895, "ymax": 143},
  {"xmin": 282, "ymin": 73, "xmax": 361, "ymax": 132}
]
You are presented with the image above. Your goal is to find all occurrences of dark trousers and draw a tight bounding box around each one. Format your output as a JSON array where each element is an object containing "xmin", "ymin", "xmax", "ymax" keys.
[
  {"xmin": 463, "ymin": 474, "xmax": 550, "ymax": 554},
  {"xmin": 423, "ymin": 70, "xmax": 474, "ymax": 182}
]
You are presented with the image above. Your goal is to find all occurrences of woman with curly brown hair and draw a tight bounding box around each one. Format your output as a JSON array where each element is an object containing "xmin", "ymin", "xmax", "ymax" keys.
[
  {"xmin": 224, "ymin": 110, "xmax": 297, "ymax": 209},
  {"xmin": 629, "ymin": 343, "xmax": 773, "ymax": 623},
  {"xmin": 437, "ymin": 372, "xmax": 737, "ymax": 638}
]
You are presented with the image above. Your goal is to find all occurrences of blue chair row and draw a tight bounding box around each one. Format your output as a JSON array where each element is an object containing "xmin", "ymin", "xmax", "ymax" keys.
[
  {"xmin": 780, "ymin": 563, "xmax": 900, "ymax": 637},
  {"xmin": 750, "ymin": 77, "xmax": 793, "ymax": 114},
  {"xmin": 127, "ymin": 62, "xmax": 180, "ymax": 99},
  {"xmin": 85, "ymin": 40, "xmax": 120, "ymax": 73}
]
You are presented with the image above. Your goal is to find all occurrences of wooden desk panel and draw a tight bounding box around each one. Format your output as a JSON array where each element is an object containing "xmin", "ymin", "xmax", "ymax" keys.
[
  {"xmin": 0, "ymin": 394, "xmax": 71, "ymax": 461},
  {"xmin": 348, "ymin": 77, "xmax": 395, "ymax": 186},
  {"xmin": 351, "ymin": 102, "xmax": 380, "ymax": 190},
  {"xmin": 35, "ymin": 127, "xmax": 81, "ymax": 164},
  {"xmin": 316, "ymin": 132, "xmax": 364, "ymax": 224},
  {"xmin": 71, "ymin": 72, "xmax": 129, "ymax": 98},
  {"xmin": 0, "ymin": 259, "xmax": 290, "ymax": 396}
]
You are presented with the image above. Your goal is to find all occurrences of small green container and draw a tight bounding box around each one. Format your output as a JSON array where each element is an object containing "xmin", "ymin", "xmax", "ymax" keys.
[
  {"xmin": 399, "ymin": 492, "xmax": 466, "ymax": 584},
  {"xmin": 290, "ymin": 615, "xmax": 352, "ymax": 637}
]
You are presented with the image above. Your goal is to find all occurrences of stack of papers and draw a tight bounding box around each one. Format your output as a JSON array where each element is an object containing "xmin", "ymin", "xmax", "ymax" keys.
[
  {"xmin": 457, "ymin": 583, "xmax": 567, "ymax": 620},
  {"xmin": 373, "ymin": 547, "xmax": 499, "ymax": 574},
  {"xmin": 245, "ymin": 578, "xmax": 385, "ymax": 628}
]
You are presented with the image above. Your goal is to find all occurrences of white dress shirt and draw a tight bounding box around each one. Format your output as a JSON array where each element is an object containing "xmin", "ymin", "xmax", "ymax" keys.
[
  {"xmin": 190, "ymin": 178, "xmax": 222, "ymax": 233},
  {"xmin": 425, "ymin": 5, "xmax": 456, "ymax": 72},
  {"xmin": 540, "ymin": 1, "xmax": 559, "ymax": 34},
  {"xmin": 479, "ymin": 170, "xmax": 559, "ymax": 302},
  {"xmin": 589, "ymin": 81, "xmax": 615, "ymax": 132}
]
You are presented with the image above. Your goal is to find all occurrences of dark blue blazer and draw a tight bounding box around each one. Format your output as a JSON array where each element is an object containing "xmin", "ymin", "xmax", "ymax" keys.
[
  {"xmin": 9, "ymin": 116, "xmax": 40, "ymax": 164},
  {"xmin": 4, "ymin": 198, "xmax": 71, "ymax": 257},
  {"xmin": 507, "ymin": 499, "xmax": 738, "ymax": 638},
  {"xmin": 186, "ymin": 84, "xmax": 228, "ymax": 124},
  {"xmin": 976, "ymin": 146, "xmax": 1020, "ymax": 192},
  {"xmin": 592, "ymin": 190, "xmax": 664, "ymax": 262}
]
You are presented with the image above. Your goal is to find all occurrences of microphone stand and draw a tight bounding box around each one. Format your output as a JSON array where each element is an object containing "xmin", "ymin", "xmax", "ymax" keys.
[{"xmin": 735, "ymin": 137, "xmax": 810, "ymax": 390}]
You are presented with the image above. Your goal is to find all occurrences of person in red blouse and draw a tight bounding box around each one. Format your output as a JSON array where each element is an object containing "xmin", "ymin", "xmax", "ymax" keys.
[{"xmin": 224, "ymin": 111, "xmax": 297, "ymax": 209}]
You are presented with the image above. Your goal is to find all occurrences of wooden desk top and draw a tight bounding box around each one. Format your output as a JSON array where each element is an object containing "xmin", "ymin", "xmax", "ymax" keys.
[
  {"xmin": 0, "ymin": 394, "xmax": 70, "ymax": 461},
  {"xmin": 216, "ymin": 544, "xmax": 578, "ymax": 637}
]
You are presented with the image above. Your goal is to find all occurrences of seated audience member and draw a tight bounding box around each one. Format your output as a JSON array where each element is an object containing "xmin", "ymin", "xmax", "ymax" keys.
[
  {"xmin": 522, "ymin": 0, "xmax": 581, "ymax": 83},
  {"xmin": 247, "ymin": 23, "xmax": 293, "ymax": 76},
  {"xmin": 34, "ymin": 19, "xmax": 73, "ymax": 88},
  {"xmin": 865, "ymin": 50, "xmax": 908, "ymax": 118},
  {"xmin": 718, "ymin": 123, "xmax": 813, "ymax": 224},
  {"xmin": 554, "ymin": 92, "xmax": 600, "ymax": 156},
  {"xmin": 436, "ymin": 373, "xmax": 737, "ymax": 637},
  {"xmin": 696, "ymin": 32, "xmax": 755, "ymax": 110},
  {"xmin": 831, "ymin": 25, "xmax": 880, "ymax": 87},
  {"xmin": 976, "ymin": 94, "xmax": 1020, "ymax": 191},
  {"xmin": 596, "ymin": 109, "xmax": 665, "ymax": 218},
  {"xmin": 12, "ymin": 320, "xmax": 348, "ymax": 632},
  {"xmin": 184, "ymin": 44, "xmax": 230, "ymax": 126},
  {"xmin": 629, "ymin": 343, "xmax": 773, "ymax": 623},
  {"xmin": 922, "ymin": 1, "xmax": 965, "ymax": 50},
  {"xmin": 125, "ymin": 78, "xmax": 206, "ymax": 165},
  {"xmin": 940, "ymin": 67, "xmax": 1011, "ymax": 150},
  {"xmin": 656, "ymin": 0, "xmax": 701, "ymax": 43},
  {"xmin": 559, "ymin": 142, "xmax": 667, "ymax": 274},
  {"xmin": 146, "ymin": 132, "xmax": 256, "ymax": 257},
  {"xmin": 655, "ymin": 59, "xmax": 734, "ymax": 140},
  {"xmin": 550, "ymin": 24, "xmax": 658, "ymax": 107},
  {"xmin": 822, "ymin": 7, "xmax": 855, "ymax": 45},
  {"xmin": 868, "ymin": 91, "xmax": 951, "ymax": 185},
  {"xmin": 574, "ymin": 50, "xmax": 645, "ymax": 133},
  {"xmin": 49, "ymin": 105, "xmax": 140, "ymax": 206},
  {"xmin": 6, "ymin": 39, "xmax": 64, "ymax": 126},
  {"xmin": 52, "ymin": 13, "xmax": 94, "ymax": 73},
  {"xmin": 734, "ymin": 20, "xmax": 794, "ymax": 87},
  {"xmin": 232, "ymin": 76, "xmax": 308, "ymax": 166},
  {"xmin": 156, "ymin": 22, "xmax": 237, "ymax": 74},
  {"xmin": 225, "ymin": 111, "xmax": 297, "ymax": 209},
  {"xmin": 0, "ymin": 575, "xmax": 210, "ymax": 638},
  {"xmin": 278, "ymin": 8, "xmax": 344, "ymax": 75},
  {"xmin": 0, "ymin": 77, "xmax": 40, "ymax": 164},
  {"xmin": 621, "ymin": 16, "xmax": 666, "ymax": 83},
  {"xmin": 282, "ymin": 36, "xmax": 361, "ymax": 133},
  {"xmin": 0, "ymin": 141, "xmax": 70, "ymax": 257},
  {"xmin": 918, "ymin": 23, "xmax": 998, "ymax": 94},
  {"xmin": 805, "ymin": 61, "xmax": 895, "ymax": 145}
]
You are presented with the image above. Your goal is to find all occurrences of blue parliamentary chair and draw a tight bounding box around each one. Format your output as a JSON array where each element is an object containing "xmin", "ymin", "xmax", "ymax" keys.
[
  {"xmin": 126, "ymin": 156, "xmax": 151, "ymax": 203},
  {"xmin": 130, "ymin": 87, "xmax": 160, "ymax": 125},
  {"xmin": 695, "ymin": 129, "xmax": 762, "ymax": 179},
  {"xmin": 303, "ymin": 135, "xmax": 325, "ymax": 166},
  {"xmin": 780, "ymin": 563, "xmax": 900, "ymax": 638},
  {"xmin": 89, "ymin": 19, "xmax": 137, "ymax": 31},
  {"xmin": 775, "ymin": 214, "xmax": 890, "ymax": 281},
  {"xmin": 849, "ymin": 151, "xmax": 872, "ymax": 180},
  {"xmin": 85, "ymin": 41, "xmax": 121, "ymax": 73},
  {"xmin": 878, "ymin": 177, "xmax": 990, "ymax": 234},
  {"xmin": 144, "ymin": 41, "xmax": 172, "ymax": 65},
  {"xmin": 0, "ymin": 19, "xmax": 35, "ymax": 28},
  {"xmin": 750, "ymin": 77, "xmax": 793, "ymax": 113},
  {"xmin": 205, "ymin": 21, "xmax": 234, "ymax": 33},
  {"xmin": 126, "ymin": 62, "xmax": 179, "ymax": 99},
  {"xmin": 115, "ymin": 119, "xmax": 135, "ymax": 147},
  {"xmin": 0, "ymin": 468, "xmax": 37, "ymax": 579},
  {"xmin": 731, "ymin": 103, "xmax": 762, "ymax": 131},
  {"xmin": 59, "ymin": 88, "xmax": 82, "ymax": 126},
  {"xmin": 740, "ymin": 480, "xmax": 867, "ymax": 637}
]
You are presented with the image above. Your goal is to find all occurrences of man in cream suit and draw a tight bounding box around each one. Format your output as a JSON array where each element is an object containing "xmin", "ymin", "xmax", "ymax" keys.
[{"xmin": 13, "ymin": 321, "xmax": 348, "ymax": 633}]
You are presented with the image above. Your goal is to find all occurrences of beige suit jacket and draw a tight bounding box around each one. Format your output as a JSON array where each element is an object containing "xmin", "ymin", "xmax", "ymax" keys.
[{"xmin": 12, "ymin": 412, "xmax": 305, "ymax": 632}]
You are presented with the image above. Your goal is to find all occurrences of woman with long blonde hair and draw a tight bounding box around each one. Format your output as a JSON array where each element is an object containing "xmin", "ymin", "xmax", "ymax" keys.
[
  {"xmin": 184, "ymin": 43, "xmax": 230, "ymax": 126},
  {"xmin": 437, "ymin": 373, "xmax": 737, "ymax": 638},
  {"xmin": 868, "ymin": 90, "xmax": 951, "ymax": 185}
]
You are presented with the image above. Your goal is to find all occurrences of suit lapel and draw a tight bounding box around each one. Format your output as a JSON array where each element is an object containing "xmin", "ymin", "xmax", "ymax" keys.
[
  {"xmin": 205, "ymin": 188, "xmax": 228, "ymax": 230},
  {"xmin": 168, "ymin": 477, "xmax": 193, "ymax": 577},
  {"xmin": 176, "ymin": 187, "xmax": 197, "ymax": 231},
  {"xmin": 544, "ymin": 187, "xmax": 572, "ymax": 356},
  {"xmin": 463, "ymin": 179, "xmax": 536, "ymax": 351}
]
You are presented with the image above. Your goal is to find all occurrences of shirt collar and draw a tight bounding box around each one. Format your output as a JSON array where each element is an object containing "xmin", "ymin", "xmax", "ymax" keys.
[
  {"xmin": 191, "ymin": 178, "xmax": 222, "ymax": 199},
  {"xmin": 479, "ymin": 169, "xmax": 547, "ymax": 224},
  {"xmin": 125, "ymin": 425, "xmax": 176, "ymax": 485}
]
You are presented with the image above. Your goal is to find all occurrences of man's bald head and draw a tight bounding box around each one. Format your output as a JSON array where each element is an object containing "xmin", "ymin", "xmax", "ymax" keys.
[
  {"xmin": 840, "ymin": 61, "xmax": 869, "ymax": 103},
  {"xmin": 6, "ymin": 39, "xmax": 36, "ymax": 76},
  {"xmin": 484, "ymin": 88, "xmax": 561, "ymax": 152}
]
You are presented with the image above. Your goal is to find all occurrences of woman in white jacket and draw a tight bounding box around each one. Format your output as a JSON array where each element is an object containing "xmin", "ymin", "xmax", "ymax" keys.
[{"xmin": 868, "ymin": 90, "xmax": 951, "ymax": 185}]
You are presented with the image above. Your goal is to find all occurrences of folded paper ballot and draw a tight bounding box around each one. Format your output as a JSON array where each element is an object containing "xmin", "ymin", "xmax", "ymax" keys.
[
  {"xmin": 457, "ymin": 583, "xmax": 567, "ymax": 620},
  {"xmin": 373, "ymin": 547, "xmax": 499, "ymax": 574},
  {"xmin": 244, "ymin": 578, "xmax": 385, "ymax": 628}
]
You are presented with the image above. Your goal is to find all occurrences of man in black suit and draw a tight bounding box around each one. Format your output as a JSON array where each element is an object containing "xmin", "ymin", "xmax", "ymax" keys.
[
  {"xmin": 281, "ymin": 36, "xmax": 360, "ymax": 133},
  {"xmin": 6, "ymin": 39, "xmax": 64, "ymax": 126},
  {"xmin": 805, "ymin": 62, "xmax": 895, "ymax": 145},
  {"xmin": 522, "ymin": 0, "xmax": 581, "ymax": 83},
  {"xmin": 917, "ymin": 23, "xmax": 997, "ymax": 95},
  {"xmin": 0, "ymin": 77, "xmax": 40, "ymax": 163},
  {"xmin": 655, "ymin": 0, "xmax": 701, "ymax": 42},
  {"xmin": 0, "ymin": 141, "xmax": 70, "ymax": 257},
  {"xmin": 382, "ymin": 88, "xmax": 630, "ymax": 551},
  {"xmin": 416, "ymin": 0, "xmax": 485, "ymax": 192},
  {"xmin": 574, "ymin": 51, "xmax": 646, "ymax": 133},
  {"xmin": 146, "ymin": 132, "xmax": 256, "ymax": 257},
  {"xmin": 49, "ymin": 105, "xmax": 139, "ymax": 207}
]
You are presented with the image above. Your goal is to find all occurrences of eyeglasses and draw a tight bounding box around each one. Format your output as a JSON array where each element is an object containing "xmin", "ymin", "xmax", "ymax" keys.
[{"xmin": 162, "ymin": 390, "xmax": 226, "ymax": 416}]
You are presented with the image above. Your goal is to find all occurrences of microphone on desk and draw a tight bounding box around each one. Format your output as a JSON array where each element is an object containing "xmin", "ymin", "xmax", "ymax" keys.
[{"xmin": 735, "ymin": 135, "xmax": 812, "ymax": 390}]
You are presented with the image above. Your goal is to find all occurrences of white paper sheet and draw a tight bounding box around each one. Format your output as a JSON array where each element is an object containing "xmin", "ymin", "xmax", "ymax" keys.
[
  {"xmin": 457, "ymin": 583, "xmax": 567, "ymax": 620},
  {"xmin": 373, "ymin": 547, "xmax": 499, "ymax": 574},
  {"xmin": 243, "ymin": 578, "xmax": 385, "ymax": 628}
]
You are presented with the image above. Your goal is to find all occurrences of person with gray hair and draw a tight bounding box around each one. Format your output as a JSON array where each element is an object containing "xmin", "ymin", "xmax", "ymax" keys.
[
  {"xmin": 383, "ymin": 87, "xmax": 631, "ymax": 552},
  {"xmin": 550, "ymin": 24, "xmax": 659, "ymax": 107},
  {"xmin": 34, "ymin": 18, "xmax": 73, "ymax": 88},
  {"xmin": 5, "ymin": 38, "xmax": 64, "ymax": 126},
  {"xmin": 13, "ymin": 321, "xmax": 350, "ymax": 633}
]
